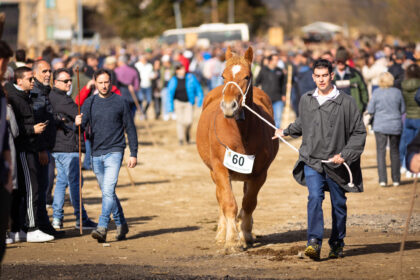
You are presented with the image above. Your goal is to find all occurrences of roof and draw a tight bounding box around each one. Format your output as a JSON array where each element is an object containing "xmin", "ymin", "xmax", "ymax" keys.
[{"xmin": 301, "ymin": 21, "xmax": 343, "ymax": 34}]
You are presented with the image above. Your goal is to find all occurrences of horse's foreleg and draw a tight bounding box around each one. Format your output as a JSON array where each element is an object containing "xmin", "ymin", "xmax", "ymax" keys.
[
  {"xmin": 211, "ymin": 168, "xmax": 244, "ymax": 253},
  {"xmin": 238, "ymin": 173, "xmax": 266, "ymax": 246}
]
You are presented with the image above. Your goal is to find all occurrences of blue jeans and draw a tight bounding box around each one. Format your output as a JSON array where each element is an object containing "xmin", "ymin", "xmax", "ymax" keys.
[
  {"xmin": 92, "ymin": 152, "xmax": 126, "ymax": 229},
  {"xmin": 52, "ymin": 152, "xmax": 88, "ymax": 222},
  {"xmin": 272, "ymin": 100, "xmax": 285, "ymax": 128},
  {"xmin": 304, "ymin": 164, "xmax": 347, "ymax": 247},
  {"xmin": 399, "ymin": 118, "xmax": 420, "ymax": 169},
  {"xmin": 137, "ymin": 87, "xmax": 152, "ymax": 116},
  {"xmin": 82, "ymin": 140, "xmax": 92, "ymax": 170}
]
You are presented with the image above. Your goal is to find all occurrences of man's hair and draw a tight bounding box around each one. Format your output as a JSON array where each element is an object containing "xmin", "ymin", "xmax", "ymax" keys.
[
  {"xmin": 32, "ymin": 59, "xmax": 50, "ymax": 72},
  {"xmin": 53, "ymin": 68, "xmax": 72, "ymax": 82},
  {"xmin": 268, "ymin": 54, "xmax": 278, "ymax": 62},
  {"xmin": 405, "ymin": 64, "xmax": 420, "ymax": 80},
  {"xmin": 313, "ymin": 59, "xmax": 333, "ymax": 74},
  {"xmin": 0, "ymin": 40, "xmax": 13, "ymax": 59},
  {"xmin": 84, "ymin": 52, "xmax": 97, "ymax": 61},
  {"xmin": 14, "ymin": 66, "xmax": 32, "ymax": 84},
  {"xmin": 93, "ymin": 68, "xmax": 111, "ymax": 81},
  {"xmin": 15, "ymin": 49, "xmax": 26, "ymax": 62}
]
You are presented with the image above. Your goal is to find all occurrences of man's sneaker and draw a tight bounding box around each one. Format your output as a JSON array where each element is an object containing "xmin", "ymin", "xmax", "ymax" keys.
[
  {"xmin": 5, "ymin": 232, "xmax": 14, "ymax": 244},
  {"xmin": 328, "ymin": 241, "xmax": 344, "ymax": 259},
  {"xmin": 52, "ymin": 218, "xmax": 63, "ymax": 229},
  {"xmin": 76, "ymin": 219, "xmax": 98, "ymax": 230},
  {"xmin": 116, "ymin": 223, "xmax": 129, "ymax": 241},
  {"xmin": 40, "ymin": 224, "xmax": 65, "ymax": 239},
  {"xmin": 27, "ymin": 230, "xmax": 54, "ymax": 243},
  {"xmin": 91, "ymin": 227, "xmax": 107, "ymax": 243},
  {"xmin": 304, "ymin": 238, "xmax": 321, "ymax": 260}
]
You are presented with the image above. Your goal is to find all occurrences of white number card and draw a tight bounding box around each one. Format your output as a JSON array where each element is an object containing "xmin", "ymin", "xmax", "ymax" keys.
[{"xmin": 223, "ymin": 147, "xmax": 255, "ymax": 174}]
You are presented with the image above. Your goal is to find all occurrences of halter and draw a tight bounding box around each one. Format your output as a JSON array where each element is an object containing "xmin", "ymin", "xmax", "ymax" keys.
[{"xmin": 221, "ymin": 78, "xmax": 252, "ymax": 106}]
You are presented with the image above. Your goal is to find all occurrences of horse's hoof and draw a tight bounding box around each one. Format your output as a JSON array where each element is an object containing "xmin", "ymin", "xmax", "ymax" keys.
[{"xmin": 223, "ymin": 243, "xmax": 245, "ymax": 254}]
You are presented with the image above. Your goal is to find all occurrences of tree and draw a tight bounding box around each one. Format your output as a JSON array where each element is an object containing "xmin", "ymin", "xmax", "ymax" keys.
[{"xmin": 104, "ymin": 0, "xmax": 268, "ymax": 39}]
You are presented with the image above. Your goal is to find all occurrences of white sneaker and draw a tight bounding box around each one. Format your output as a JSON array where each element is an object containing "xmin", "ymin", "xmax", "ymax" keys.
[
  {"xmin": 52, "ymin": 218, "xmax": 63, "ymax": 229},
  {"xmin": 5, "ymin": 232, "xmax": 14, "ymax": 244},
  {"xmin": 27, "ymin": 230, "xmax": 54, "ymax": 243},
  {"xmin": 400, "ymin": 167, "xmax": 407, "ymax": 174},
  {"xmin": 405, "ymin": 171, "xmax": 414, "ymax": 178},
  {"xmin": 163, "ymin": 115, "xmax": 170, "ymax": 121},
  {"xmin": 379, "ymin": 182, "xmax": 387, "ymax": 187},
  {"xmin": 393, "ymin": 182, "xmax": 400, "ymax": 187}
]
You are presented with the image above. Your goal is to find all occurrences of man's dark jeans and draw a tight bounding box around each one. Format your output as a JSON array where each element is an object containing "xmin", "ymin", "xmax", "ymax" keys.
[
  {"xmin": 303, "ymin": 164, "xmax": 347, "ymax": 248},
  {"xmin": 0, "ymin": 186, "xmax": 11, "ymax": 263}
]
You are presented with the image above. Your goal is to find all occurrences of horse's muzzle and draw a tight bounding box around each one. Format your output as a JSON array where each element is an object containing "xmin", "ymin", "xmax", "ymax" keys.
[{"xmin": 220, "ymin": 100, "xmax": 239, "ymax": 118}]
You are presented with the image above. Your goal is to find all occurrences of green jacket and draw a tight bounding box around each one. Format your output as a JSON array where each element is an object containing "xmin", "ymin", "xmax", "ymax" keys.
[
  {"xmin": 402, "ymin": 78, "xmax": 420, "ymax": 119},
  {"xmin": 334, "ymin": 66, "xmax": 369, "ymax": 113}
]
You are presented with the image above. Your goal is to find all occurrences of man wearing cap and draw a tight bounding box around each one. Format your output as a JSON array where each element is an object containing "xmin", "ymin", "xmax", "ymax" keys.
[{"xmin": 333, "ymin": 47, "xmax": 369, "ymax": 113}]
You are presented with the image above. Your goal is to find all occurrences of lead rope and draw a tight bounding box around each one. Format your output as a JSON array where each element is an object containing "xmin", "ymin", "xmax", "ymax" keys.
[{"xmin": 221, "ymin": 80, "xmax": 354, "ymax": 187}]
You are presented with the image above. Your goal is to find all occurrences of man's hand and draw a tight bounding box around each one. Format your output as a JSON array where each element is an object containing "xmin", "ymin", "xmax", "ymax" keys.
[
  {"xmin": 127, "ymin": 157, "xmax": 137, "ymax": 168},
  {"xmin": 282, "ymin": 95, "xmax": 286, "ymax": 102},
  {"xmin": 38, "ymin": 151, "xmax": 49, "ymax": 166},
  {"xmin": 272, "ymin": 128, "xmax": 284, "ymax": 140},
  {"xmin": 34, "ymin": 122, "xmax": 47, "ymax": 134},
  {"xmin": 409, "ymin": 153, "xmax": 420, "ymax": 173},
  {"xmin": 75, "ymin": 113, "xmax": 83, "ymax": 126},
  {"xmin": 328, "ymin": 153, "xmax": 345, "ymax": 165}
]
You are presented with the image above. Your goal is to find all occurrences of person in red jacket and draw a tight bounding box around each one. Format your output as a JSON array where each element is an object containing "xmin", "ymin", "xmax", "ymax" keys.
[
  {"xmin": 75, "ymin": 79, "xmax": 121, "ymax": 106},
  {"xmin": 74, "ymin": 74, "xmax": 121, "ymax": 170}
]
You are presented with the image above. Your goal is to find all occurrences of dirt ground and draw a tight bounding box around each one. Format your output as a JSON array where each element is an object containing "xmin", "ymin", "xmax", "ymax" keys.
[{"xmin": 1, "ymin": 111, "xmax": 420, "ymax": 280}]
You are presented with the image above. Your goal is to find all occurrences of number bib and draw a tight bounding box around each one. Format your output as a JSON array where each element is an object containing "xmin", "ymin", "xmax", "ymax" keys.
[{"xmin": 223, "ymin": 147, "xmax": 255, "ymax": 174}]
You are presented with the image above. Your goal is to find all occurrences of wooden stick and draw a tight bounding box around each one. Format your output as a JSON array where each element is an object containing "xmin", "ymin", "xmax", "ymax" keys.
[
  {"xmin": 76, "ymin": 66, "xmax": 83, "ymax": 234},
  {"xmin": 127, "ymin": 85, "xmax": 157, "ymax": 146},
  {"xmin": 283, "ymin": 64, "xmax": 293, "ymax": 126},
  {"xmin": 398, "ymin": 176, "xmax": 418, "ymax": 279}
]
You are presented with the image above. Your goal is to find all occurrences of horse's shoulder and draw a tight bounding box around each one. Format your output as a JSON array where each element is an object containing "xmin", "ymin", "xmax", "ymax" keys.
[{"xmin": 252, "ymin": 87, "xmax": 273, "ymax": 113}]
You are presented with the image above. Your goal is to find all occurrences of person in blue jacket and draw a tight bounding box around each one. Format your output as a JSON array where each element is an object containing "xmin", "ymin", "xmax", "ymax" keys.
[{"xmin": 167, "ymin": 63, "xmax": 203, "ymax": 145}]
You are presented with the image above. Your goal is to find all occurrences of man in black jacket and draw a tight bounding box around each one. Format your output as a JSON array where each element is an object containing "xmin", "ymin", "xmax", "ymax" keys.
[
  {"xmin": 49, "ymin": 68, "xmax": 96, "ymax": 230},
  {"xmin": 388, "ymin": 49, "xmax": 405, "ymax": 90},
  {"xmin": 0, "ymin": 40, "xmax": 13, "ymax": 263},
  {"xmin": 255, "ymin": 53, "xmax": 285, "ymax": 128},
  {"xmin": 6, "ymin": 66, "xmax": 54, "ymax": 243},
  {"xmin": 31, "ymin": 60, "xmax": 56, "ymax": 218}
]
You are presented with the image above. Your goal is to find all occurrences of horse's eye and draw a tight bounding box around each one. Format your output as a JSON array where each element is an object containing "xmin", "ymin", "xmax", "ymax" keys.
[{"xmin": 244, "ymin": 76, "xmax": 250, "ymax": 80}]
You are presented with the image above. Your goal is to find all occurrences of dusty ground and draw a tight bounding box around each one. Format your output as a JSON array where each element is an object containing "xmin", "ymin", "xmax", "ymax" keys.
[{"xmin": 1, "ymin": 111, "xmax": 420, "ymax": 280}]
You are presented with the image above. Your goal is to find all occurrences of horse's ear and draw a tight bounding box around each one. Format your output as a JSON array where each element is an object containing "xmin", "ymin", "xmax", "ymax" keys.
[
  {"xmin": 244, "ymin": 47, "xmax": 253, "ymax": 64},
  {"xmin": 226, "ymin": 46, "xmax": 233, "ymax": 60}
]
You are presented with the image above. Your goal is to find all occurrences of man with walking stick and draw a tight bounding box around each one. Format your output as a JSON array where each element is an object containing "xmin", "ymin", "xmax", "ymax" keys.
[
  {"xmin": 273, "ymin": 59, "xmax": 366, "ymax": 260},
  {"xmin": 49, "ymin": 68, "xmax": 97, "ymax": 230},
  {"xmin": 75, "ymin": 69, "xmax": 138, "ymax": 243}
]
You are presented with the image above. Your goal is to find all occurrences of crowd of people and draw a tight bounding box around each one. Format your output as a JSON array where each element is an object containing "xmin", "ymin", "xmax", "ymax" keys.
[{"xmin": 0, "ymin": 37, "xmax": 420, "ymax": 263}]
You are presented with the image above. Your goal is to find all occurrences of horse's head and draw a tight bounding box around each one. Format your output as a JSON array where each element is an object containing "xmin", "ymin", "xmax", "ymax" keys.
[{"xmin": 220, "ymin": 46, "xmax": 253, "ymax": 118}]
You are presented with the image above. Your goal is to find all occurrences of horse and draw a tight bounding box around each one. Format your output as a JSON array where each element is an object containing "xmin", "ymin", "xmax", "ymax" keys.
[{"xmin": 196, "ymin": 46, "xmax": 279, "ymax": 253}]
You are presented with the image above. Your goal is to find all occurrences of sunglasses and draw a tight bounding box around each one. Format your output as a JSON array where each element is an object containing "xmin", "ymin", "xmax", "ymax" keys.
[{"xmin": 57, "ymin": 79, "xmax": 72, "ymax": 83}]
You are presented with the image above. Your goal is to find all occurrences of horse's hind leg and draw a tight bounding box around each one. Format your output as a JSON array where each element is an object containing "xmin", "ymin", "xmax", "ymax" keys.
[
  {"xmin": 211, "ymin": 168, "xmax": 244, "ymax": 253},
  {"xmin": 238, "ymin": 173, "xmax": 267, "ymax": 246}
]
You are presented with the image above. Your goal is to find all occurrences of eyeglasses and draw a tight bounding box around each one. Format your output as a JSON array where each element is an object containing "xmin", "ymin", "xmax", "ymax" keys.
[
  {"xmin": 57, "ymin": 79, "xmax": 72, "ymax": 83},
  {"xmin": 42, "ymin": 69, "xmax": 52, "ymax": 73},
  {"xmin": 28, "ymin": 77, "xmax": 34, "ymax": 82}
]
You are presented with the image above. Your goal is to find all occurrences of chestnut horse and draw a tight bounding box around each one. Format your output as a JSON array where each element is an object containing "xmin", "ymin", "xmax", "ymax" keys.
[{"xmin": 196, "ymin": 47, "xmax": 279, "ymax": 253}]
